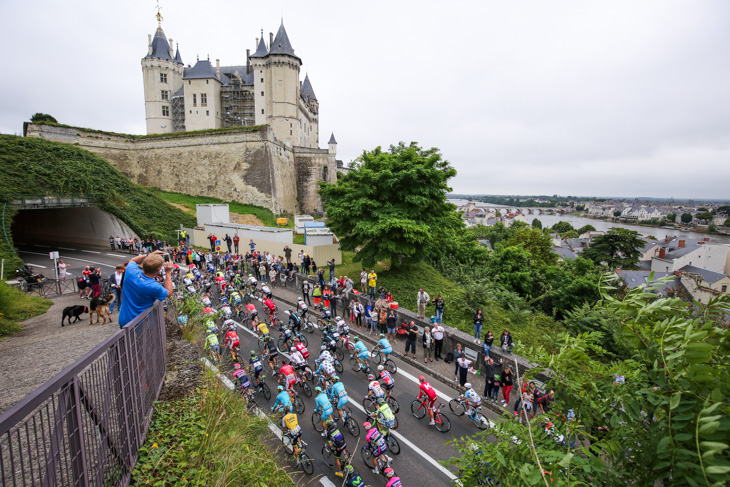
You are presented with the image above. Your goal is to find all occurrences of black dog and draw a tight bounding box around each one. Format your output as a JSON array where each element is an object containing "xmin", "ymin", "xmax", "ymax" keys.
[{"xmin": 62, "ymin": 305, "xmax": 88, "ymax": 326}]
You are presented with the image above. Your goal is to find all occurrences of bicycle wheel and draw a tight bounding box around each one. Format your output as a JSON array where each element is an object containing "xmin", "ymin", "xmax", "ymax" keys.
[
  {"xmin": 257, "ymin": 337, "xmax": 265, "ymax": 351},
  {"xmin": 334, "ymin": 347, "xmax": 344, "ymax": 362},
  {"xmin": 334, "ymin": 359, "xmax": 344, "ymax": 374},
  {"xmin": 277, "ymin": 337, "xmax": 287, "ymax": 353},
  {"xmin": 299, "ymin": 453, "xmax": 314, "ymax": 475},
  {"xmin": 362, "ymin": 397, "xmax": 376, "ymax": 414},
  {"xmin": 385, "ymin": 359, "xmax": 397, "ymax": 374},
  {"xmin": 300, "ymin": 381, "xmax": 312, "ymax": 398},
  {"xmin": 386, "ymin": 434, "xmax": 401, "ymax": 455},
  {"xmin": 449, "ymin": 399, "xmax": 466, "ymax": 416},
  {"xmin": 474, "ymin": 412, "xmax": 490, "ymax": 430},
  {"xmin": 345, "ymin": 416, "xmax": 360, "ymax": 437},
  {"xmin": 304, "ymin": 367, "xmax": 314, "ymax": 382},
  {"xmin": 411, "ymin": 399, "xmax": 426, "ymax": 419},
  {"xmin": 294, "ymin": 395, "xmax": 305, "ymax": 414},
  {"xmin": 312, "ymin": 412, "xmax": 324, "ymax": 432},
  {"xmin": 321, "ymin": 445, "xmax": 335, "ymax": 467},
  {"xmin": 360, "ymin": 446, "xmax": 372, "ymax": 466},
  {"xmin": 299, "ymin": 335, "xmax": 309, "ymax": 347},
  {"xmin": 435, "ymin": 412, "xmax": 451, "ymax": 433},
  {"xmin": 306, "ymin": 321, "xmax": 315, "ymax": 333},
  {"xmin": 281, "ymin": 435, "xmax": 294, "ymax": 456},
  {"xmin": 261, "ymin": 383, "xmax": 271, "ymax": 400},
  {"xmin": 387, "ymin": 396, "xmax": 400, "ymax": 414},
  {"xmin": 392, "ymin": 416, "xmax": 399, "ymax": 431},
  {"xmin": 371, "ymin": 350, "xmax": 382, "ymax": 364}
]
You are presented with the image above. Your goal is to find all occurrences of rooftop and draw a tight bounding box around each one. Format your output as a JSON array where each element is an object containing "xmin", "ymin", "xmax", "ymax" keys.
[{"xmin": 679, "ymin": 265, "xmax": 728, "ymax": 284}]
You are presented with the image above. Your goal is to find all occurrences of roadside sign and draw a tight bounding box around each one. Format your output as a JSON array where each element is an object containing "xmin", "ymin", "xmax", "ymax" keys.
[{"xmin": 49, "ymin": 251, "xmax": 59, "ymax": 260}]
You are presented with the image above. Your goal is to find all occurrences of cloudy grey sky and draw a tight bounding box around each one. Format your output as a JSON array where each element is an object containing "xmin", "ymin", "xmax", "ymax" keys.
[{"xmin": 1, "ymin": 0, "xmax": 728, "ymax": 199}]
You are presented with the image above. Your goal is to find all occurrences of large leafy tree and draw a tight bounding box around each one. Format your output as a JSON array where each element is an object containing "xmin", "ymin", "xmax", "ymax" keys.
[
  {"xmin": 449, "ymin": 282, "xmax": 730, "ymax": 487},
  {"xmin": 319, "ymin": 142, "xmax": 462, "ymax": 267},
  {"xmin": 503, "ymin": 226, "xmax": 558, "ymax": 267},
  {"xmin": 582, "ymin": 228, "xmax": 645, "ymax": 270},
  {"xmin": 30, "ymin": 112, "xmax": 57, "ymax": 123},
  {"xmin": 681, "ymin": 213, "xmax": 693, "ymax": 224}
]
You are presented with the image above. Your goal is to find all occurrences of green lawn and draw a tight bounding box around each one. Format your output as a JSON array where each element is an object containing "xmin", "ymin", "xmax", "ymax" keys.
[{"xmin": 0, "ymin": 282, "xmax": 52, "ymax": 337}]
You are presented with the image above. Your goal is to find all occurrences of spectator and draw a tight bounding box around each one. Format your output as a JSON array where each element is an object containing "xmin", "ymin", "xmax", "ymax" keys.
[
  {"xmin": 118, "ymin": 251, "xmax": 173, "ymax": 328},
  {"xmin": 483, "ymin": 330, "xmax": 494, "ymax": 358},
  {"xmin": 232, "ymin": 234, "xmax": 240, "ymax": 254},
  {"xmin": 108, "ymin": 265, "xmax": 125, "ymax": 313},
  {"xmin": 457, "ymin": 352, "xmax": 472, "ymax": 388},
  {"xmin": 328, "ymin": 259, "xmax": 336, "ymax": 282},
  {"xmin": 330, "ymin": 288, "xmax": 339, "ymax": 317},
  {"xmin": 313, "ymin": 283, "xmax": 322, "ymax": 309},
  {"xmin": 405, "ymin": 320, "xmax": 419, "ymax": 359},
  {"xmin": 452, "ymin": 343, "xmax": 463, "ymax": 381},
  {"xmin": 304, "ymin": 254, "xmax": 312, "ymax": 274},
  {"xmin": 322, "ymin": 285, "xmax": 332, "ymax": 310},
  {"xmin": 57, "ymin": 260, "xmax": 68, "ymax": 281},
  {"xmin": 365, "ymin": 300, "xmax": 373, "ymax": 334},
  {"xmin": 284, "ymin": 245, "xmax": 292, "ymax": 263},
  {"xmin": 432, "ymin": 319, "xmax": 445, "ymax": 360},
  {"xmin": 249, "ymin": 239, "xmax": 256, "ymax": 253},
  {"xmin": 88, "ymin": 267, "xmax": 101, "ymax": 297},
  {"xmin": 209, "ymin": 233, "xmax": 217, "ymax": 252},
  {"xmin": 416, "ymin": 288, "xmax": 430, "ymax": 319},
  {"xmin": 384, "ymin": 290, "xmax": 393, "ymax": 303},
  {"xmin": 343, "ymin": 276, "xmax": 353, "ymax": 300},
  {"xmin": 225, "ymin": 234, "xmax": 232, "ymax": 253},
  {"xmin": 491, "ymin": 374, "xmax": 501, "ymax": 402},
  {"xmin": 386, "ymin": 308, "xmax": 397, "ymax": 340},
  {"xmin": 422, "ymin": 326, "xmax": 433, "ymax": 363},
  {"xmin": 298, "ymin": 250, "xmax": 305, "ymax": 268},
  {"xmin": 367, "ymin": 269, "xmax": 378, "ymax": 299},
  {"xmin": 318, "ymin": 267, "xmax": 325, "ymax": 288},
  {"xmin": 269, "ymin": 267, "xmax": 277, "ymax": 287},
  {"xmin": 360, "ymin": 268, "xmax": 367, "ymax": 294},
  {"xmin": 108, "ymin": 235, "xmax": 115, "ymax": 251},
  {"xmin": 500, "ymin": 328, "xmax": 514, "ymax": 353},
  {"xmin": 500, "ymin": 366, "xmax": 514, "ymax": 408},
  {"xmin": 311, "ymin": 259, "xmax": 318, "ymax": 273},
  {"xmin": 483, "ymin": 357, "xmax": 496, "ymax": 402},
  {"xmin": 432, "ymin": 295, "xmax": 445, "ymax": 325},
  {"xmin": 473, "ymin": 308, "xmax": 484, "ymax": 344},
  {"xmin": 535, "ymin": 390, "xmax": 555, "ymax": 418}
]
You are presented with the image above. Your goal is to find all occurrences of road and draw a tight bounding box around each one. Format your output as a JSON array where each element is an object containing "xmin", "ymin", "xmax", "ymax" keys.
[{"xmin": 14, "ymin": 243, "xmax": 494, "ymax": 486}]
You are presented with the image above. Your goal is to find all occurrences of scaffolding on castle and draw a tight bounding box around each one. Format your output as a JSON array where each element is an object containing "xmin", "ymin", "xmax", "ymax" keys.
[
  {"xmin": 221, "ymin": 78, "xmax": 255, "ymax": 127},
  {"xmin": 171, "ymin": 95, "xmax": 185, "ymax": 132}
]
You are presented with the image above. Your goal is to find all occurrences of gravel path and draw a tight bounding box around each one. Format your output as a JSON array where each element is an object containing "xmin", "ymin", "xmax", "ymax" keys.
[{"xmin": 0, "ymin": 294, "xmax": 119, "ymax": 414}]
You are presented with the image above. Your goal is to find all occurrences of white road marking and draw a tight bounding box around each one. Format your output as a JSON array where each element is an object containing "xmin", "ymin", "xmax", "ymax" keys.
[
  {"xmin": 106, "ymin": 253, "xmax": 128, "ymax": 258},
  {"xmin": 26, "ymin": 263, "xmax": 47, "ymax": 269},
  {"xmin": 58, "ymin": 247, "xmax": 75, "ymax": 251},
  {"xmin": 81, "ymin": 250, "xmax": 101, "ymax": 254},
  {"xmin": 34, "ymin": 244, "xmax": 50, "ymax": 248},
  {"xmin": 320, "ymin": 478, "xmax": 337, "ymax": 487},
  {"xmin": 18, "ymin": 251, "xmax": 116, "ymax": 269}
]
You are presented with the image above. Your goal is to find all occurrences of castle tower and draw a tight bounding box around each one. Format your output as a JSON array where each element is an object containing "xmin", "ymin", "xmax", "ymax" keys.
[
  {"xmin": 300, "ymin": 74, "xmax": 319, "ymax": 148},
  {"xmin": 182, "ymin": 58, "xmax": 222, "ymax": 131},
  {"xmin": 328, "ymin": 132, "xmax": 337, "ymax": 157},
  {"xmin": 141, "ymin": 13, "xmax": 184, "ymax": 134}
]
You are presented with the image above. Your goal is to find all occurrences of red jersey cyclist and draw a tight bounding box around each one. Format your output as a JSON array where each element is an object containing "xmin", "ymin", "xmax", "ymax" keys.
[{"xmin": 417, "ymin": 375, "xmax": 438, "ymax": 426}]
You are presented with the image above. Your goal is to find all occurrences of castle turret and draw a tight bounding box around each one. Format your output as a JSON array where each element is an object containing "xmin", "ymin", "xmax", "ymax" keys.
[
  {"xmin": 328, "ymin": 132, "xmax": 337, "ymax": 157},
  {"xmin": 182, "ymin": 58, "xmax": 222, "ymax": 131},
  {"xmin": 141, "ymin": 14, "xmax": 184, "ymax": 134}
]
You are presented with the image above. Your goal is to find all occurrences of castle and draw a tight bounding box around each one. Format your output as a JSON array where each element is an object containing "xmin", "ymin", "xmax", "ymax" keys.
[{"xmin": 141, "ymin": 14, "xmax": 323, "ymax": 150}]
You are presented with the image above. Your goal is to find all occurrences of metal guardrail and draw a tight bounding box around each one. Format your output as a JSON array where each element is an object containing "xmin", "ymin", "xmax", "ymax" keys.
[{"xmin": 0, "ymin": 300, "xmax": 167, "ymax": 487}]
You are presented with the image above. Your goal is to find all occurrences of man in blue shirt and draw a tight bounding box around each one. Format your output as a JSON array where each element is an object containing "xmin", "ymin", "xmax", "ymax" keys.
[{"xmin": 118, "ymin": 251, "xmax": 172, "ymax": 328}]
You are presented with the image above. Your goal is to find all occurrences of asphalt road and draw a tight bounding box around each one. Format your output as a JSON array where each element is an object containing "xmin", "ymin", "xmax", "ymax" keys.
[{"xmin": 14, "ymin": 243, "xmax": 493, "ymax": 486}]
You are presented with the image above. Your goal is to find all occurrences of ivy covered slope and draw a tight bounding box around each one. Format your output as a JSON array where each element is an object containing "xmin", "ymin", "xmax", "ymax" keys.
[{"xmin": 0, "ymin": 134, "xmax": 196, "ymax": 242}]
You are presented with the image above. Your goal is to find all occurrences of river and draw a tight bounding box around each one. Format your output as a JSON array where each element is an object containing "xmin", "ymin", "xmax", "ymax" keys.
[{"xmin": 448, "ymin": 199, "xmax": 730, "ymax": 245}]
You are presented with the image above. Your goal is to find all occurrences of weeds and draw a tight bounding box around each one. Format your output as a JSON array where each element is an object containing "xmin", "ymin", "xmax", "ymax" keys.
[{"xmin": 0, "ymin": 281, "xmax": 51, "ymax": 337}]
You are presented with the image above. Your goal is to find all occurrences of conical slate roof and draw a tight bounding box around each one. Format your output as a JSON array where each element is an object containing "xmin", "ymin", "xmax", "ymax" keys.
[
  {"xmin": 250, "ymin": 36, "xmax": 268, "ymax": 58},
  {"xmin": 301, "ymin": 74, "xmax": 317, "ymax": 101},
  {"xmin": 328, "ymin": 133, "xmax": 337, "ymax": 144},
  {"xmin": 183, "ymin": 59, "xmax": 219, "ymax": 81},
  {"xmin": 174, "ymin": 45, "xmax": 183, "ymax": 64},
  {"xmin": 269, "ymin": 22, "xmax": 297, "ymax": 58},
  {"xmin": 145, "ymin": 26, "xmax": 173, "ymax": 61}
]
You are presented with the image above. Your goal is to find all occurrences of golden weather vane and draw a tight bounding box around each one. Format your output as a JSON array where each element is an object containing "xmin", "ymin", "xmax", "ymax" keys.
[{"xmin": 156, "ymin": 1, "xmax": 163, "ymax": 25}]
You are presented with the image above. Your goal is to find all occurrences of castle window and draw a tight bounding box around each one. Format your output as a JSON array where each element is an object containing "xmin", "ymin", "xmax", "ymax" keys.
[
  {"xmin": 160, "ymin": 73, "xmax": 168, "ymax": 83},
  {"xmin": 206, "ymin": 80, "xmax": 209, "ymax": 84},
  {"xmin": 161, "ymin": 90, "xmax": 169, "ymax": 101},
  {"xmin": 162, "ymin": 106, "xmax": 169, "ymax": 117},
  {"xmin": 206, "ymin": 110, "xmax": 210, "ymax": 116},
  {"xmin": 193, "ymin": 94, "xmax": 197, "ymax": 107},
  {"xmin": 261, "ymin": 109, "xmax": 264, "ymax": 114},
  {"xmin": 261, "ymin": 78, "xmax": 264, "ymax": 83},
  {"xmin": 201, "ymin": 94, "xmax": 207, "ymax": 106},
  {"xmin": 323, "ymin": 165, "xmax": 329, "ymax": 181}
]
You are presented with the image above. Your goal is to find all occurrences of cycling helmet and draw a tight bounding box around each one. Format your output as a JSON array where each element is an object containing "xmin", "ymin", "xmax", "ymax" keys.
[
  {"xmin": 206, "ymin": 329, "xmax": 214, "ymax": 336},
  {"xmin": 326, "ymin": 419, "xmax": 337, "ymax": 431},
  {"xmin": 376, "ymin": 397, "xmax": 385, "ymax": 405},
  {"xmin": 321, "ymin": 345, "xmax": 327, "ymax": 351},
  {"xmin": 290, "ymin": 347, "xmax": 296, "ymax": 353},
  {"xmin": 344, "ymin": 464, "xmax": 355, "ymax": 475},
  {"xmin": 248, "ymin": 274, "xmax": 253, "ymax": 277},
  {"xmin": 354, "ymin": 336, "xmax": 360, "ymax": 343},
  {"xmin": 277, "ymin": 385, "xmax": 284, "ymax": 392},
  {"xmin": 367, "ymin": 374, "xmax": 375, "ymax": 380},
  {"xmin": 250, "ymin": 350, "xmax": 256, "ymax": 356},
  {"xmin": 418, "ymin": 375, "xmax": 425, "ymax": 382},
  {"xmin": 379, "ymin": 333, "xmax": 385, "ymax": 338},
  {"xmin": 233, "ymin": 363, "xmax": 241, "ymax": 370},
  {"xmin": 315, "ymin": 386, "xmax": 322, "ymax": 393},
  {"xmin": 384, "ymin": 467, "xmax": 395, "ymax": 478},
  {"xmin": 362, "ymin": 421, "xmax": 371, "ymax": 429},
  {"xmin": 284, "ymin": 405, "xmax": 292, "ymax": 414},
  {"xmin": 297, "ymin": 297, "xmax": 303, "ymax": 302},
  {"xmin": 336, "ymin": 316, "xmax": 341, "ymax": 321},
  {"xmin": 464, "ymin": 382, "xmax": 472, "ymax": 389},
  {"xmin": 289, "ymin": 308, "xmax": 294, "ymax": 313},
  {"xmin": 332, "ymin": 375, "xmax": 339, "ymax": 383},
  {"xmin": 377, "ymin": 365, "xmax": 384, "ymax": 372}
]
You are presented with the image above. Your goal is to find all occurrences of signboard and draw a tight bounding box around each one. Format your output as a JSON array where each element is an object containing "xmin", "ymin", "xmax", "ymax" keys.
[
  {"xmin": 49, "ymin": 251, "xmax": 59, "ymax": 260},
  {"xmin": 305, "ymin": 227, "xmax": 334, "ymax": 236},
  {"xmin": 215, "ymin": 239, "xmax": 222, "ymax": 252}
]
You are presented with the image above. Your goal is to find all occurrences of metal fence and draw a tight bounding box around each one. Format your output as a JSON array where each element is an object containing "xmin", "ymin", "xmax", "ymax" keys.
[{"xmin": 0, "ymin": 301, "xmax": 167, "ymax": 487}]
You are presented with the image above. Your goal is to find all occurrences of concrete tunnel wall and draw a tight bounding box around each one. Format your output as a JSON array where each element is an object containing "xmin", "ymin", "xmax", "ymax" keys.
[{"xmin": 11, "ymin": 206, "xmax": 137, "ymax": 247}]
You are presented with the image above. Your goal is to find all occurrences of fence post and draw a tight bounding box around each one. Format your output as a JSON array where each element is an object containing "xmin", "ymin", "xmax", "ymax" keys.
[{"xmin": 66, "ymin": 378, "xmax": 90, "ymax": 487}]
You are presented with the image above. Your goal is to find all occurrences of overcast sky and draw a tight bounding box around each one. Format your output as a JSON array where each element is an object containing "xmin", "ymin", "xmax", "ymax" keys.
[{"xmin": 1, "ymin": 0, "xmax": 728, "ymax": 199}]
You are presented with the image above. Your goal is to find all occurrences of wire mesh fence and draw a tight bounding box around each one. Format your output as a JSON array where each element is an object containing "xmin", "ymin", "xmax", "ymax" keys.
[{"xmin": 0, "ymin": 301, "xmax": 166, "ymax": 487}]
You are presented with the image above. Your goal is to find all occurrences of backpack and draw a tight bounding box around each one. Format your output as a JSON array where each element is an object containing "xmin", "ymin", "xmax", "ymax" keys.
[
  {"xmin": 379, "ymin": 310, "xmax": 387, "ymax": 324},
  {"xmin": 444, "ymin": 352, "xmax": 454, "ymax": 363}
]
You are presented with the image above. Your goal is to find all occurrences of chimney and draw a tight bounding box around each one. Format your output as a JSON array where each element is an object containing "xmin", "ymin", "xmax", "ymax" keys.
[
  {"xmin": 678, "ymin": 240, "xmax": 685, "ymax": 248},
  {"xmin": 246, "ymin": 49, "xmax": 251, "ymax": 73},
  {"xmin": 216, "ymin": 59, "xmax": 221, "ymax": 79},
  {"xmin": 255, "ymin": 37, "xmax": 259, "ymax": 48},
  {"xmin": 270, "ymin": 32, "xmax": 274, "ymax": 48},
  {"xmin": 698, "ymin": 241, "xmax": 704, "ymax": 245},
  {"xmin": 148, "ymin": 34, "xmax": 153, "ymax": 55},
  {"xmin": 659, "ymin": 248, "xmax": 666, "ymax": 259},
  {"xmin": 704, "ymin": 237, "xmax": 710, "ymax": 242},
  {"xmin": 169, "ymin": 38, "xmax": 174, "ymax": 58}
]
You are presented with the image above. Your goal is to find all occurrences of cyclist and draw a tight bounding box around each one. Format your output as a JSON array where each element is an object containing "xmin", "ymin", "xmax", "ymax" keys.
[
  {"xmin": 314, "ymin": 346, "xmax": 336, "ymax": 389},
  {"xmin": 279, "ymin": 360, "xmax": 297, "ymax": 392},
  {"xmin": 463, "ymin": 382, "xmax": 482, "ymax": 416},
  {"xmin": 353, "ymin": 336, "xmax": 369, "ymax": 371},
  {"xmin": 221, "ymin": 317, "xmax": 236, "ymax": 334},
  {"xmin": 297, "ymin": 296, "xmax": 309, "ymax": 319},
  {"xmin": 232, "ymin": 273, "xmax": 244, "ymax": 290},
  {"xmin": 245, "ymin": 302, "xmax": 258, "ymax": 328},
  {"xmin": 246, "ymin": 274, "xmax": 258, "ymax": 293},
  {"xmin": 202, "ymin": 306, "xmax": 216, "ymax": 317},
  {"xmin": 343, "ymin": 464, "xmax": 364, "ymax": 487},
  {"xmin": 375, "ymin": 333, "xmax": 393, "ymax": 359},
  {"xmin": 271, "ymin": 385, "xmax": 292, "ymax": 419},
  {"xmin": 293, "ymin": 338, "xmax": 310, "ymax": 360},
  {"xmin": 257, "ymin": 320, "xmax": 271, "ymax": 340},
  {"xmin": 384, "ymin": 467, "xmax": 402, "ymax": 487},
  {"xmin": 417, "ymin": 375, "xmax": 438, "ymax": 426},
  {"xmin": 314, "ymin": 386, "xmax": 334, "ymax": 436},
  {"xmin": 281, "ymin": 405, "xmax": 303, "ymax": 458},
  {"xmin": 366, "ymin": 374, "xmax": 386, "ymax": 402},
  {"xmin": 232, "ymin": 363, "xmax": 252, "ymax": 395},
  {"xmin": 201, "ymin": 293, "xmax": 212, "ymax": 307},
  {"xmin": 336, "ymin": 315, "xmax": 349, "ymax": 344},
  {"xmin": 278, "ymin": 321, "xmax": 295, "ymax": 351},
  {"xmin": 288, "ymin": 308, "xmax": 302, "ymax": 334},
  {"xmin": 378, "ymin": 365, "xmax": 395, "ymax": 392},
  {"xmin": 261, "ymin": 283, "xmax": 272, "ymax": 299},
  {"xmin": 264, "ymin": 336, "xmax": 279, "ymax": 371},
  {"xmin": 324, "ymin": 418, "xmax": 348, "ymax": 476},
  {"xmin": 374, "ymin": 397, "xmax": 396, "ymax": 430},
  {"xmin": 289, "ymin": 346, "xmax": 308, "ymax": 374},
  {"xmin": 363, "ymin": 421, "xmax": 388, "ymax": 474},
  {"xmin": 263, "ymin": 297, "xmax": 277, "ymax": 322},
  {"xmin": 229, "ymin": 289, "xmax": 243, "ymax": 312},
  {"xmin": 205, "ymin": 318, "xmax": 218, "ymax": 335},
  {"xmin": 328, "ymin": 375, "xmax": 349, "ymax": 423},
  {"xmin": 224, "ymin": 324, "xmax": 240, "ymax": 359},
  {"xmin": 248, "ymin": 350, "xmax": 265, "ymax": 391},
  {"xmin": 205, "ymin": 330, "xmax": 220, "ymax": 356},
  {"xmin": 318, "ymin": 306, "xmax": 332, "ymax": 324}
]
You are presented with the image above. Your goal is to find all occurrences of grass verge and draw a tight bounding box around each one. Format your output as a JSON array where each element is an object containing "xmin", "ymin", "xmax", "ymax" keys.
[{"xmin": 0, "ymin": 281, "xmax": 52, "ymax": 337}]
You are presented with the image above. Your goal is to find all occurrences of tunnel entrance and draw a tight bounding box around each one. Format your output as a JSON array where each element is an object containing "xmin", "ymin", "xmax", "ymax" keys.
[{"xmin": 11, "ymin": 206, "xmax": 137, "ymax": 247}]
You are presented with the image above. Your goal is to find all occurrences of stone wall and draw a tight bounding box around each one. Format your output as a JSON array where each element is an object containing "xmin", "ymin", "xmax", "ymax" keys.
[
  {"xmin": 24, "ymin": 123, "xmax": 305, "ymax": 215},
  {"xmin": 294, "ymin": 146, "xmax": 337, "ymax": 214}
]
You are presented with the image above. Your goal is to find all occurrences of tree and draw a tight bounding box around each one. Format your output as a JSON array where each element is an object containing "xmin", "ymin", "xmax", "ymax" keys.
[
  {"xmin": 724, "ymin": 217, "xmax": 730, "ymax": 227},
  {"xmin": 666, "ymin": 213, "xmax": 677, "ymax": 222},
  {"xmin": 503, "ymin": 226, "xmax": 558, "ymax": 267},
  {"xmin": 448, "ymin": 284, "xmax": 730, "ymax": 487},
  {"xmin": 581, "ymin": 228, "xmax": 645, "ymax": 270},
  {"xmin": 319, "ymin": 142, "xmax": 460, "ymax": 267},
  {"xmin": 563, "ymin": 230, "xmax": 579, "ymax": 239},
  {"xmin": 577, "ymin": 224, "xmax": 596, "ymax": 235},
  {"xmin": 551, "ymin": 221, "xmax": 575, "ymax": 235},
  {"xmin": 531, "ymin": 218, "xmax": 543, "ymax": 230},
  {"xmin": 681, "ymin": 213, "xmax": 693, "ymax": 224},
  {"xmin": 696, "ymin": 211, "xmax": 713, "ymax": 222},
  {"xmin": 613, "ymin": 210, "xmax": 622, "ymax": 217},
  {"xmin": 30, "ymin": 113, "xmax": 57, "ymax": 124}
]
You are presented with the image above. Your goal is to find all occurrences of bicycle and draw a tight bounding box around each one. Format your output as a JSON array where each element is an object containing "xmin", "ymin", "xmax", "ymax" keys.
[
  {"xmin": 362, "ymin": 390, "xmax": 400, "ymax": 414},
  {"xmin": 363, "ymin": 404, "xmax": 399, "ymax": 431},
  {"xmin": 278, "ymin": 329, "xmax": 308, "ymax": 353},
  {"xmin": 370, "ymin": 346, "xmax": 398, "ymax": 374},
  {"xmin": 366, "ymin": 414, "xmax": 400, "ymax": 455},
  {"xmin": 292, "ymin": 375, "xmax": 313, "ymax": 398},
  {"xmin": 360, "ymin": 444, "xmax": 393, "ymax": 474},
  {"xmin": 349, "ymin": 354, "xmax": 371, "ymax": 375},
  {"xmin": 326, "ymin": 394, "xmax": 360, "ymax": 437},
  {"xmin": 323, "ymin": 333, "xmax": 345, "ymax": 362},
  {"xmin": 206, "ymin": 345, "xmax": 222, "ymax": 365},
  {"xmin": 411, "ymin": 398, "xmax": 451, "ymax": 433},
  {"xmin": 302, "ymin": 318, "xmax": 315, "ymax": 334},
  {"xmin": 250, "ymin": 372, "xmax": 271, "ymax": 400},
  {"xmin": 449, "ymin": 396, "xmax": 490, "ymax": 430},
  {"xmin": 288, "ymin": 389, "xmax": 306, "ymax": 414},
  {"xmin": 322, "ymin": 440, "xmax": 353, "ymax": 471},
  {"xmin": 281, "ymin": 434, "xmax": 314, "ymax": 475}
]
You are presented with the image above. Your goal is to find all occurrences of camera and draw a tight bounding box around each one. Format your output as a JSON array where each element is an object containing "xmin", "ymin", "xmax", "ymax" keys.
[{"xmin": 163, "ymin": 253, "xmax": 170, "ymax": 262}]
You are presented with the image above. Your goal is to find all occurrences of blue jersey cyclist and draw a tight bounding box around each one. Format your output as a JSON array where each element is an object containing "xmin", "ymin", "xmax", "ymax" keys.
[
  {"xmin": 343, "ymin": 464, "xmax": 364, "ymax": 487},
  {"xmin": 353, "ymin": 337, "xmax": 369, "ymax": 369},
  {"xmin": 272, "ymin": 385, "xmax": 292, "ymax": 417},
  {"xmin": 377, "ymin": 334, "xmax": 392, "ymax": 355},
  {"xmin": 314, "ymin": 386, "xmax": 334, "ymax": 436},
  {"xmin": 328, "ymin": 376, "xmax": 349, "ymax": 422}
]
